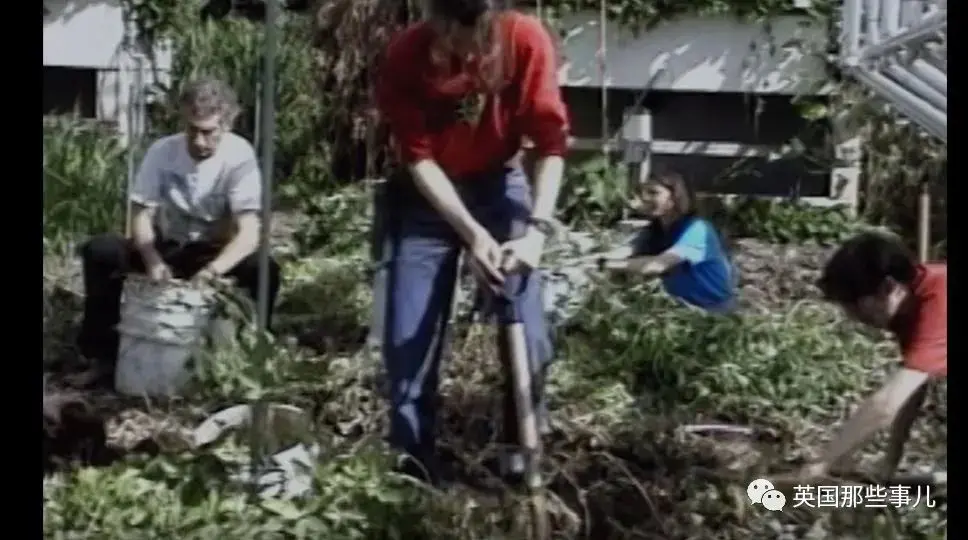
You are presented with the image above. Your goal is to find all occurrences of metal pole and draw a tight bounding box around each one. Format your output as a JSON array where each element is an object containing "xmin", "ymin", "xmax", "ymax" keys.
[
  {"xmin": 598, "ymin": 0, "xmax": 608, "ymax": 155},
  {"xmin": 125, "ymin": 81, "xmax": 137, "ymax": 237},
  {"xmin": 253, "ymin": 68, "xmax": 262, "ymax": 155},
  {"xmin": 503, "ymin": 320, "xmax": 548, "ymax": 539},
  {"xmin": 851, "ymin": 67, "xmax": 946, "ymax": 141},
  {"xmin": 918, "ymin": 180, "xmax": 930, "ymax": 262},
  {"xmin": 622, "ymin": 108, "xmax": 652, "ymax": 191},
  {"xmin": 882, "ymin": 62, "xmax": 946, "ymax": 112},
  {"xmin": 908, "ymin": 59, "xmax": 947, "ymax": 96},
  {"xmin": 620, "ymin": 108, "xmax": 651, "ymax": 227},
  {"xmin": 864, "ymin": 0, "xmax": 882, "ymax": 46},
  {"xmin": 881, "ymin": 0, "xmax": 900, "ymax": 36},
  {"xmin": 256, "ymin": 2, "xmax": 277, "ymax": 331},
  {"xmin": 249, "ymin": 0, "xmax": 278, "ymax": 498},
  {"xmin": 125, "ymin": 55, "xmax": 146, "ymax": 237},
  {"xmin": 859, "ymin": 12, "xmax": 946, "ymax": 62},
  {"xmin": 842, "ymin": 0, "xmax": 862, "ymax": 62}
]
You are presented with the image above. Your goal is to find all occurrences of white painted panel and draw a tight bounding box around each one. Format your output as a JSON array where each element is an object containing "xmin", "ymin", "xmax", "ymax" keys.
[
  {"xmin": 43, "ymin": 0, "xmax": 172, "ymax": 70},
  {"xmin": 44, "ymin": 0, "xmax": 128, "ymax": 69},
  {"xmin": 554, "ymin": 13, "xmax": 832, "ymax": 94}
]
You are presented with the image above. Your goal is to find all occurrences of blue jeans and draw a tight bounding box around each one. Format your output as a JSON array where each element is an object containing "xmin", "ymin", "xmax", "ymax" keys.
[{"xmin": 374, "ymin": 166, "xmax": 553, "ymax": 458}]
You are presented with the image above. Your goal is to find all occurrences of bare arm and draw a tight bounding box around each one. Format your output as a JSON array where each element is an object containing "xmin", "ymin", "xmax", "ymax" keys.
[
  {"xmin": 598, "ymin": 227, "xmax": 651, "ymax": 261},
  {"xmin": 880, "ymin": 385, "xmax": 928, "ymax": 479},
  {"xmin": 603, "ymin": 252, "xmax": 684, "ymax": 277},
  {"xmin": 128, "ymin": 141, "xmax": 166, "ymax": 268},
  {"xmin": 602, "ymin": 245, "xmax": 634, "ymax": 259},
  {"xmin": 601, "ymin": 219, "xmax": 714, "ymax": 277},
  {"xmin": 130, "ymin": 204, "xmax": 163, "ymax": 267},
  {"xmin": 530, "ymin": 156, "xmax": 564, "ymax": 223},
  {"xmin": 817, "ymin": 368, "xmax": 930, "ymax": 467},
  {"xmin": 207, "ymin": 147, "xmax": 266, "ymax": 275},
  {"xmin": 629, "ymin": 253, "xmax": 684, "ymax": 276},
  {"xmin": 207, "ymin": 212, "xmax": 261, "ymax": 275},
  {"xmin": 516, "ymin": 16, "xmax": 568, "ymax": 231},
  {"xmin": 409, "ymin": 159, "xmax": 487, "ymax": 244}
]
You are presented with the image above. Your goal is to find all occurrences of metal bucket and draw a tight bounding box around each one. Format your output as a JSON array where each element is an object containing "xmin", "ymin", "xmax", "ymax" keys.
[{"xmin": 115, "ymin": 275, "xmax": 217, "ymax": 397}]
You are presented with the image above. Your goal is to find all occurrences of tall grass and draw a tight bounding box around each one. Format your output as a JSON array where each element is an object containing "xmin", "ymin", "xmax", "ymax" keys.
[{"xmin": 43, "ymin": 118, "xmax": 128, "ymax": 244}]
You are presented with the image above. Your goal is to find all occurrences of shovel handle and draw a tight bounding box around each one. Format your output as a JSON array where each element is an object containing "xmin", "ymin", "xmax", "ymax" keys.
[{"xmin": 506, "ymin": 323, "xmax": 541, "ymax": 460}]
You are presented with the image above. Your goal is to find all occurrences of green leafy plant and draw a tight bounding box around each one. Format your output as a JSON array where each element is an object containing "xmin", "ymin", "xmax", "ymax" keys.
[
  {"xmin": 717, "ymin": 197, "xmax": 857, "ymax": 245},
  {"xmin": 43, "ymin": 118, "xmax": 127, "ymax": 243},
  {"xmin": 43, "ymin": 448, "xmax": 435, "ymax": 539},
  {"xmin": 561, "ymin": 281, "xmax": 887, "ymax": 422},
  {"xmin": 558, "ymin": 155, "xmax": 630, "ymax": 228},
  {"xmin": 289, "ymin": 184, "xmax": 373, "ymax": 256}
]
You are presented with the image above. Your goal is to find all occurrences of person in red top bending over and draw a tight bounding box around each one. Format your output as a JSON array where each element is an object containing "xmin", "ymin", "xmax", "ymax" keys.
[
  {"xmin": 373, "ymin": 0, "xmax": 569, "ymax": 486},
  {"xmin": 789, "ymin": 231, "xmax": 946, "ymax": 483}
]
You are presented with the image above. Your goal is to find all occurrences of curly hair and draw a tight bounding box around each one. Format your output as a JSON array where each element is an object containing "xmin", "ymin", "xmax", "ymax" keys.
[{"xmin": 178, "ymin": 77, "xmax": 241, "ymax": 126}]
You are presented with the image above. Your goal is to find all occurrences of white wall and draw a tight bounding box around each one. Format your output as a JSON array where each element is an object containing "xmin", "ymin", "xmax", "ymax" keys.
[
  {"xmin": 543, "ymin": 12, "xmax": 856, "ymax": 209},
  {"xmin": 43, "ymin": 0, "xmax": 171, "ymax": 141},
  {"xmin": 44, "ymin": 0, "xmax": 130, "ymax": 69},
  {"xmin": 556, "ymin": 13, "xmax": 832, "ymax": 94},
  {"xmin": 42, "ymin": 0, "xmax": 173, "ymax": 70}
]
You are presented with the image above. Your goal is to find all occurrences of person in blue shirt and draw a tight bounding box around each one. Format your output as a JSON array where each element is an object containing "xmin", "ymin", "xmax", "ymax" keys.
[{"xmin": 597, "ymin": 169, "xmax": 736, "ymax": 313}]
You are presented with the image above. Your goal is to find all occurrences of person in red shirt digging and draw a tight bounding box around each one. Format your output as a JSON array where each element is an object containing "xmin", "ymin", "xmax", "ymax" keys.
[
  {"xmin": 373, "ymin": 0, "xmax": 569, "ymax": 487},
  {"xmin": 787, "ymin": 231, "xmax": 946, "ymax": 483}
]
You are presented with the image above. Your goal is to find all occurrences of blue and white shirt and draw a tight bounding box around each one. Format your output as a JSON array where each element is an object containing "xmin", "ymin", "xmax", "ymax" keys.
[{"xmin": 630, "ymin": 216, "xmax": 736, "ymax": 313}]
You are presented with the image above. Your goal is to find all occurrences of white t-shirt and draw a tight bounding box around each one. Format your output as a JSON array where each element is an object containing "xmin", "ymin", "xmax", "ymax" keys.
[{"xmin": 130, "ymin": 132, "xmax": 262, "ymax": 244}]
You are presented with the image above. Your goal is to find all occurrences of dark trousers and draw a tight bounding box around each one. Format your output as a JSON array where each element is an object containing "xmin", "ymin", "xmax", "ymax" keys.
[
  {"xmin": 375, "ymin": 166, "xmax": 553, "ymax": 458},
  {"xmin": 76, "ymin": 233, "xmax": 282, "ymax": 366}
]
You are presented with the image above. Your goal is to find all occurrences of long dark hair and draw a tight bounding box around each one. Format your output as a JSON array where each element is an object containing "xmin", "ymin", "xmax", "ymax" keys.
[
  {"xmin": 639, "ymin": 169, "xmax": 698, "ymax": 255},
  {"xmin": 427, "ymin": 0, "xmax": 508, "ymax": 93},
  {"xmin": 640, "ymin": 170, "xmax": 735, "ymax": 275}
]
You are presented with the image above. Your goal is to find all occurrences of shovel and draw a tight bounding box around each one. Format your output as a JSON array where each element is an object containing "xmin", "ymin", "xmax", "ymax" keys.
[
  {"xmin": 501, "ymin": 317, "xmax": 549, "ymax": 539},
  {"xmin": 482, "ymin": 257, "xmax": 548, "ymax": 540}
]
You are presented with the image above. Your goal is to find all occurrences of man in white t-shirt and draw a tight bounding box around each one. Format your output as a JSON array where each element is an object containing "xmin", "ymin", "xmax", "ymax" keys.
[{"xmin": 72, "ymin": 77, "xmax": 281, "ymax": 389}]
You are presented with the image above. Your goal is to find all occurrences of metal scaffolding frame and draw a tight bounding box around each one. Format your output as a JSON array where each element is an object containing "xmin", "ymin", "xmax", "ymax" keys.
[
  {"xmin": 839, "ymin": 0, "xmax": 946, "ymax": 262},
  {"xmin": 248, "ymin": 0, "xmax": 279, "ymax": 495},
  {"xmin": 840, "ymin": 0, "xmax": 947, "ymax": 142}
]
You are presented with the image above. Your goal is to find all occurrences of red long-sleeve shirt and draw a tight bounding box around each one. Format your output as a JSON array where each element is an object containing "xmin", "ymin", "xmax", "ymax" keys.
[{"xmin": 375, "ymin": 11, "xmax": 569, "ymax": 179}]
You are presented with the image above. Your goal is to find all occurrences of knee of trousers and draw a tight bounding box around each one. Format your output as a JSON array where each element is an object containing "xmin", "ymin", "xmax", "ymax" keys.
[{"xmin": 79, "ymin": 234, "xmax": 129, "ymax": 269}]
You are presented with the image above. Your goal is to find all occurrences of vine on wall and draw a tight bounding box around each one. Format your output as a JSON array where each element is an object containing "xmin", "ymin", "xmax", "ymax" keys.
[
  {"xmin": 521, "ymin": 0, "xmax": 833, "ymax": 31},
  {"xmin": 122, "ymin": 0, "xmax": 183, "ymax": 49}
]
